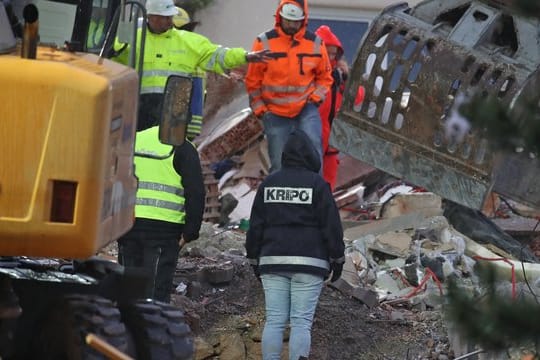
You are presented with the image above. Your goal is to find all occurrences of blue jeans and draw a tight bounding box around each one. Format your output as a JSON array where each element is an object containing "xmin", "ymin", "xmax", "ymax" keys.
[
  {"xmin": 262, "ymin": 103, "xmax": 322, "ymax": 173},
  {"xmin": 261, "ymin": 273, "xmax": 324, "ymax": 360}
]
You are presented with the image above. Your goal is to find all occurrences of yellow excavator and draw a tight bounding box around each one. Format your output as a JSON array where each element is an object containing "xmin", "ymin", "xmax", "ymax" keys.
[{"xmin": 0, "ymin": 0, "xmax": 192, "ymax": 358}]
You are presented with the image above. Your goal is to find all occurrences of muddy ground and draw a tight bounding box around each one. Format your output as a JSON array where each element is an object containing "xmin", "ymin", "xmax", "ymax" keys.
[{"xmin": 171, "ymin": 255, "xmax": 451, "ymax": 360}]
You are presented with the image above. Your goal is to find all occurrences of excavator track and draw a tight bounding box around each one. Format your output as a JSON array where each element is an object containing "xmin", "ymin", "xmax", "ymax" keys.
[
  {"xmin": 29, "ymin": 294, "xmax": 134, "ymax": 360},
  {"xmin": 120, "ymin": 300, "xmax": 194, "ymax": 360}
]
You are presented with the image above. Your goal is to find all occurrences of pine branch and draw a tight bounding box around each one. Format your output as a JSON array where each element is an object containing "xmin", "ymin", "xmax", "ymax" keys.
[
  {"xmin": 459, "ymin": 93, "xmax": 540, "ymax": 155},
  {"xmin": 445, "ymin": 264, "xmax": 540, "ymax": 352}
]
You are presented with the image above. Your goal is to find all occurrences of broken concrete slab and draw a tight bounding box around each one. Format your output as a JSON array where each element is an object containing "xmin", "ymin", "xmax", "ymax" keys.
[
  {"xmin": 381, "ymin": 192, "xmax": 443, "ymax": 219},
  {"xmin": 491, "ymin": 215, "xmax": 540, "ymax": 237},
  {"xmin": 219, "ymin": 332, "xmax": 246, "ymax": 360},
  {"xmin": 203, "ymin": 264, "xmax": 235, "ymax": 285},
  {"xmin": 194, "ymin": 337, "xmax": 215, "ymax": 360},
  {"xmin": 328, "ymin": 278, "xmax": 379, "ymax": 308},
  {"xmin": 461, "ymin": 234, "xmax": 540, "ymax": 283},
  {"xmin": 344, "ymin": 212, "xmax": 427, "ymax": 241},
  {"xmin": 373, "ymin": 232, "xmax": 413, "ymax": 258},
  {"xmin": 351, "ymin": 287, "xmax": 379, "ymax": 308}
]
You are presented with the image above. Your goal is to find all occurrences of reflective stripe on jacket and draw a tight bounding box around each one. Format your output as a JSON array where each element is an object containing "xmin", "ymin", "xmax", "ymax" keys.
[
  {"xmin": 134, "ymin": 127, "xmax": 186, "ymax": 224},
  {"xmin": 244, "ymin": 0, "xmax": 333, "ymax": 118},
  {"xmin": 187, "ymin": 76, "xmax": 204, "ymax": 140}
]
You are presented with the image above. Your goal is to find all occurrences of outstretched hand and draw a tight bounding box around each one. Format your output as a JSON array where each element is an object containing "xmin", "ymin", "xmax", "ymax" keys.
[{"xmin": 246, "ymin": 49, "xmax": 273, "ymax": 63}]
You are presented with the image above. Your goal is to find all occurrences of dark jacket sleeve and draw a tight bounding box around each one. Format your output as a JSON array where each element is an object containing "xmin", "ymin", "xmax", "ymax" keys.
[
  {"xmin": 173, "ymin": 141, "xmax": 205, "ymax": 242},
  {"xmin": 315, "ymin": 180, "xmax": 345, "ymax": 263},
  {"xmin": 245, "ymin": 184, "xmax": 265, "ymax": 265}
]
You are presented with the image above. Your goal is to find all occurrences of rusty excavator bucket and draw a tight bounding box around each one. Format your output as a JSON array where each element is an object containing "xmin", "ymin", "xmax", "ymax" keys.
[{"xmin": 331, "ymin": 0, "xmax": 540, "ymax": 210}]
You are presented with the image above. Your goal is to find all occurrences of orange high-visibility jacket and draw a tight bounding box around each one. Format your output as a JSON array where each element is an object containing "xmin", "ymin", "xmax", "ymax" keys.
[{"xmin": 245, "ymin": 0, "xmax": 333, "ymax": 118}]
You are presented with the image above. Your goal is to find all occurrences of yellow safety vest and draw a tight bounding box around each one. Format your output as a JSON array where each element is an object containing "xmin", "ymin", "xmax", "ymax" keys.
[{"xmin": 134, "ymin": 127, "xmax": 186, "ymax": 224}]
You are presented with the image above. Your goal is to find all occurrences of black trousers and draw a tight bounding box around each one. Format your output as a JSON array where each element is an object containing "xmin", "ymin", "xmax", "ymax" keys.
[{"xmin": 117, "ymin": 221, "xmax": 182, "ymax": 302}]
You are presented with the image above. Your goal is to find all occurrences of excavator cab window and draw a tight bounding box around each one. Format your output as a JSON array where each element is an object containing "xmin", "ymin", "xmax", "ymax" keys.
[
  {"xmin": 31, "ymin": 0, "xmax": 88, "ymax": 50},
  {"xmin": 30, "ymin": 0, "xmax": 119, "ymax": 52},
  {"xmin": 86, "ymin": 0, "xmax": 120, "ymax": 53}
]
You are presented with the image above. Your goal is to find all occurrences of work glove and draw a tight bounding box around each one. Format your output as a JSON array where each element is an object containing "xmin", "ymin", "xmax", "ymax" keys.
[
  {"xmin": 330, "ymin": 261, "xmax": 344, "ymax": 282},
  {"xmin": 251, "ymin": 264, "xmax": 261, "ymax": 281},
  {"xmin": 332, "ymin": 68, "xmax": 347, "ymax": 86},
  {"xmin": 245, "ymin": 49, "xmax": 272, "ymax": 63}
]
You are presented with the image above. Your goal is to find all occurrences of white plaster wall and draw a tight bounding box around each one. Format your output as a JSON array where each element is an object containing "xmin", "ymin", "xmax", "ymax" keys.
[
  {"xmin": 195, "ymin": 0, "xmax": 278, "ymax": 49},
  {"xmin": 195, "ymin": 0, "xmax": 423, "ymax": 50}
]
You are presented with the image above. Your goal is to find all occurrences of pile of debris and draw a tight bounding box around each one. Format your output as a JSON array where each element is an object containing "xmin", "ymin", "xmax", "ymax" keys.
[
  {"xmin": 167, "ymin": 193, "xmax": 539, "ymax": 359},
  {"xmin": 178, "ymin": 73, "xmax": 540, "ymax": 359}
]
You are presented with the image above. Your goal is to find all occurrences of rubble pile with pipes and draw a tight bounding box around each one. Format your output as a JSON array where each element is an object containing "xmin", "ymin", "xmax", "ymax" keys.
[{"xmin": 155, "ymin": 186, "xmax": 537, "ymax": 359}]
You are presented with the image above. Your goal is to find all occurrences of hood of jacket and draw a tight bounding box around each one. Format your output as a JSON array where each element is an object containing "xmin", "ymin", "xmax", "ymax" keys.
[
  {"xmin": 315, "ymin": 25, "xmax": 343, "ymax": 64},
  {"xmin": 281, "ymin": 129, "xmax": 321, "ymax": 173},
  {"xmin": 275, "ymin": 0, "xmax": 309, "ymax": 40}
]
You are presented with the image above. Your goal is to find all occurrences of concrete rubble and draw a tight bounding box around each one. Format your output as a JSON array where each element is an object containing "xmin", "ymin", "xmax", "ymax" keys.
[
  {"xmin": 173, "ymin": 197, "xmax": 540, "ymax": 359},
  {"xmin": 162, "ymin": 74, "xmax": 540, "ymax": 359}
]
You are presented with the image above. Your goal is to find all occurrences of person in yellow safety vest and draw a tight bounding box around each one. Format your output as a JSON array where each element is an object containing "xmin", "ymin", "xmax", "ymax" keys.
[
  {"xmin": 112, "ymin": 0, "xmax": 271, "ymax": 136},
  {"xmin": 117, "ymin": 126, "xmax": 205, "ymax": 302},
  {"xmin": 172, "ymin": 6, "xmax": 205, "ymax": 141}
]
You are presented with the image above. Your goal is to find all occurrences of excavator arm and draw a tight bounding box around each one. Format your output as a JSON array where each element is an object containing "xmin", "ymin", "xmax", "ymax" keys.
[{"xmin": 330, "ymin": 0, "xmax": 540, "ymax": 211}]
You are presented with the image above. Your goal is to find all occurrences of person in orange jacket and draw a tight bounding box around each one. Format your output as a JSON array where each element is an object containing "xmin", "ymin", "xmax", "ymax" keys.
[
  {"xmin": 245, "ymin": 0, "xmax": 333, "ymax": 173},
  {"xmin": 315, "ymin": 25, "xmax": 349, "ymax": 191}
]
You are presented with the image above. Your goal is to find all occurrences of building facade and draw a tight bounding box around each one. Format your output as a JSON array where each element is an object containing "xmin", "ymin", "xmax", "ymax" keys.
[{"xmin": 195, "ymin": 0, "xmax": 422, "ymax": 63}]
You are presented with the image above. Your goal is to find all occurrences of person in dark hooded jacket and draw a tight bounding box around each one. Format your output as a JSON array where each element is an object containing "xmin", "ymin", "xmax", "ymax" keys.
[{"xmin": 246, "ymin": 129, "xmax": 344, "ymax": 360}]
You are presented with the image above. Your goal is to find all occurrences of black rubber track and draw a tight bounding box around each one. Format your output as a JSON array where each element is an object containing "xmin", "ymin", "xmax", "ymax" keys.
[
  {"xmin": 30, "ymin": 294, "xmax": 132, "ymax": 360},
  {"xmin": 120, "ymin": 299, "xmax": 193, "ymax": 360}
]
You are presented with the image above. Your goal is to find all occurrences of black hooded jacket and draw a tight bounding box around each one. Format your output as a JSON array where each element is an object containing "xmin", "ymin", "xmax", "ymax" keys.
[{"xmin": 246, "ymin": 129, "xmax": 345, "ymax": 278}]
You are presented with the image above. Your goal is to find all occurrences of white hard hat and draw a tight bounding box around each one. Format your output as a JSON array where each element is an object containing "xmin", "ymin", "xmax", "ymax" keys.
[
  {"xmin": 146, "ymin": 0, "xmax": 178, "ymax": 16},
  {"xmin": 280, "ymin": 3, "xmax": 304, "ymax": 21}
]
